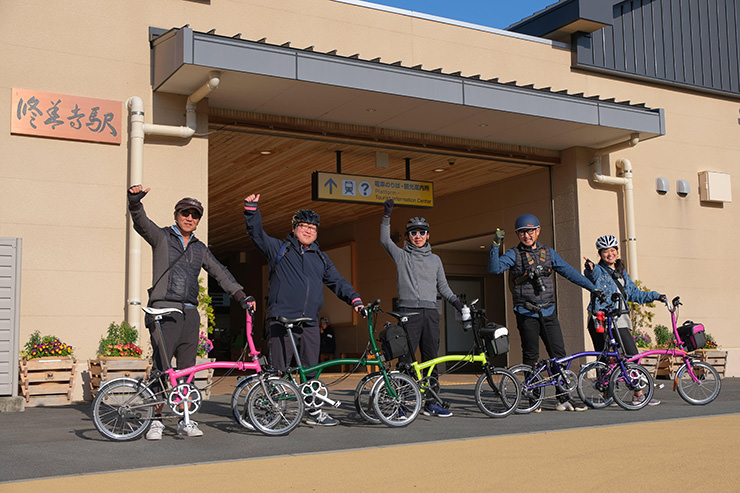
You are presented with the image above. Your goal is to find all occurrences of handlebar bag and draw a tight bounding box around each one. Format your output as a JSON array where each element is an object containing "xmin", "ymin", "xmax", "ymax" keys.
[
  {"xmin": 678, "ymin": 321, "xmax": 706, "ymax": 352},
  {"xmin": 481, "ymin": 323, "xmax": 510, "ymax": 355},
  {"xmin": 379, "ymin": 324, "xmax": 408, "ymax": 361}
]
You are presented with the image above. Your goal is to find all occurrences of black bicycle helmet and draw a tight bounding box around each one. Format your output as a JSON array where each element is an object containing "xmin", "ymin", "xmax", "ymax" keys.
[
  {"xmin": 292, "ymin": 209, "xmax": 320, "ymax": 228},
  {"xmin": 596, "ymin": 234, "xmax": 619, "ymax": 251},
  {"xmin": 406, "ymin": 217, "xmax": 429, "ymax": 233}
]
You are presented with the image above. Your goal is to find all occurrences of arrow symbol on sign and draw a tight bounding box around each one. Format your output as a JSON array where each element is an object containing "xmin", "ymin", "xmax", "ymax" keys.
[{"xmin": 324, "ymin": 178, "xmax": 337, "ymax": 194}]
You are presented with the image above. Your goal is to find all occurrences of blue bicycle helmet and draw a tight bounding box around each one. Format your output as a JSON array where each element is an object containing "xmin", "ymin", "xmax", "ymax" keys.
[{"xmin": 514, "ymin": 214, "xmax": 540, "ymax": 231}]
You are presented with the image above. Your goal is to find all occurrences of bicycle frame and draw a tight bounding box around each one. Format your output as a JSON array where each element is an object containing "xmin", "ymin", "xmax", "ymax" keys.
[{"xmin": 628, "ymin": 297, "xmax": 717, "ymax": 387}]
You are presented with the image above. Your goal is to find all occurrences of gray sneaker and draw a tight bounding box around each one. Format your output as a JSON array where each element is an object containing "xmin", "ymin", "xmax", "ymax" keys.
[
  {"xmin": 306, "ymin": 410, "xmax": 339, "ymax": 426},
  {"xmin": 177, "ymin": 420, "xmax": 204, "ymax": 437},
  {"xmin": 146, "ymin": 419, "xmax": 165, "ymax": 440}
]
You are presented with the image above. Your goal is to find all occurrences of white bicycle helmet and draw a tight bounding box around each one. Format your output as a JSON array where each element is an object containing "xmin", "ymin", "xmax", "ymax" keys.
[{"xmin": 595, "ymin": 234, "xmax": 619, "ymax": 251}]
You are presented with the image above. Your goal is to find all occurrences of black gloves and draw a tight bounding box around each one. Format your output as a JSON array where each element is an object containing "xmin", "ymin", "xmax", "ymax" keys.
[
  {"xmin": 657, "ymin": 294, "xmax": 667, "ymax": 303},
  {"xmin": 234, "ymin": 290, "xmax": 255, "ymax": 310},
  {"xmin": 244, "ymin": 199, "xmax": 258, "ymax": 211},
  {"xmin": 451, "ymin": 299, "xmax": 464, "ymax": 312},
  {"xmin": 383, "ymin": 199, "xmax": 394, "ymax": 217},
  {"xmin": 127, "ymin": 186, "xmax": 148, "ymax": 204},
  {"xmin": 492, "ymin": 229, "xmax": 505, "ymax": 246}
]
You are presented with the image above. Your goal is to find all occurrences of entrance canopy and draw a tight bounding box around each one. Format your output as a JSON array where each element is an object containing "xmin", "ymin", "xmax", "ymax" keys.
[
  {"xmin": 150, "ymin": 27, "xmax": 664, "ymax": 151},
  {"xmin": 148, "ymin": 27, "xmax": 665, "ymax": 254}
]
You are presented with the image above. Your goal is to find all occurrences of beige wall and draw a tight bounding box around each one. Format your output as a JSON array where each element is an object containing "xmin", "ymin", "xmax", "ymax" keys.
[{"xmin": 2, "ymin": 0, "xmax": 737, "ymax": 404}]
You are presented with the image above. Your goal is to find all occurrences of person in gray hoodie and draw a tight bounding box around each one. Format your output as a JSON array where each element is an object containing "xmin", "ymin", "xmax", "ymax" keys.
[{"xmin": 380, "ymin": 199, "xmax": 469, "ymax": 417}]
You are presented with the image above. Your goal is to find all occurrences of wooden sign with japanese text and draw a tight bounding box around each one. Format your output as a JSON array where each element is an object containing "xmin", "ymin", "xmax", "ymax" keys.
[
  {"xmin": 312, "ymin": 171, "xmax": 434, "ymax": 208},
  {"xmin": 11, "ymin": 88, "xmax": 122, "ymax": 144}
]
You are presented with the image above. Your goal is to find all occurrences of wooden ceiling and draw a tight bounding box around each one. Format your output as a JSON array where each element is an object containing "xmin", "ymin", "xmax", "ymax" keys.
[{"xmin": 206, "ymin": 123, "xmax": 552, "ymax": 256}]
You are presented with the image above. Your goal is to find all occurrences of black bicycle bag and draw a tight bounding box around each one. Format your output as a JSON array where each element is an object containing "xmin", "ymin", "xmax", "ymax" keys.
[
  {"xmin": 480, "ymin": 322, "xmax": 510, "ymax": 355},
  {"xmin": 379, "ymin": 323, "xmax": 408, "ymax": 360},
  {"xmin": 678, "ymin": 321, "xmax": 706, "ymax": 352}
]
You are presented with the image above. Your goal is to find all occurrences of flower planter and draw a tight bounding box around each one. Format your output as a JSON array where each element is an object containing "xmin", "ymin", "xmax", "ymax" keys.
[
  {"xmin": 19, "ymin": 357, "xmax": 77, "ymax": 407},
  {"xmin": 194, "ymin": 357, "xmax": 215, "ymax": 400},
  {"xmin": 88, "ymin": 357, "xmax": 152, "ymax": 397},
  {"xmin": 690, "ymin": 349, "xmax": 727, "ymax": 377}
]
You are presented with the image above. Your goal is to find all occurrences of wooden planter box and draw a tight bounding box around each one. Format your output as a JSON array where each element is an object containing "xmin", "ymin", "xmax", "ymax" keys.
[
  {"xmin": 19, "ymin": 357, "xmax": 77, "ymax": 407},
  {"xmin": 88, "ymin": 357, "xmax": 152, "ymax": 397},
  {"xmin": 636, "ymin": 351, "xmax": 662, "ymax": 378},
  {"xmin": 193, "ymin": 357, "xmax": 215, "ymax": 400},
  {"xmin": 691, "ymin": 349, "xmax": 728, "ymax": 377}
]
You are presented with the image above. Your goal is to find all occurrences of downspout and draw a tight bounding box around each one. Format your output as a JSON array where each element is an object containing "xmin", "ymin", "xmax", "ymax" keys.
[
  {"xmin": 125, "ymin": 72, "xmax": 221, "ymax": 327},
  {"xmin": 590, "ymin": 133, "xmax": 640, "ymax": 279}
]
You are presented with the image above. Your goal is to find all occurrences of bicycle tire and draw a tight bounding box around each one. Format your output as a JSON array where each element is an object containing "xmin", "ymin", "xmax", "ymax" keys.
[
  {"xmin": 246, "ymin": 377, "xmax": 304, "ymax": 436},
  {"xmin": 371, "ymin": 372, "xmax": 422, "ymax": 427},
  {"xmin": 577, "ymin": 361, "xmax": 613, "ymax": 408},
  {"xmin": 510, "ymin": 364, "xmax": 544, "ymax": 414},
  {"xmin": 231, "ymin": 375, "xmax": 260, "ymax": 430},
  {"xmin": 474, "ymin": 367, "xmax": 521, "ymax": 418},
  {"xmin": 675, "ymin": 360, "xmax": 721, "ymax": 405},
  {"xmin": 609, "ymin": 363, "xmax": 654, "ymax": 410},
  {"xmin": 92, "ymin": 378, "xmax": 157, "ymax": 441},
  {"xmin": 353, "ymin": 372, "xmax": 383, "ymax": 424}
]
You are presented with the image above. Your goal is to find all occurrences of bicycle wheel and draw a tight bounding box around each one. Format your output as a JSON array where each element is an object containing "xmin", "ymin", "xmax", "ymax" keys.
[
  {"xmin": 676, "ymin": 360, "xmax": 721, "ymax": 405},
  {"xmin": 577, "ymin": 361, "xmax": 613, "ymax": 408},
  {"xmin": 92, "ymin": 378, "xmax": 157, "ymax": 441},
  {"xmin": 231, "ymin": 375, "xmax": 259, "ymax": 430},
  {"xmin": 474, "ymin": 367, "xmax": 521, "ymax": 418},
  {"xmin": 246, "ymin": 377, "xmax": 304, "ymax": 436},
  {"xmin": 510, "ymin": 364, "xmax": 544, "ymax": 414},
  {"xmin": 353, "ymin": 372, "xmax": 382, "ymax": 424},
  {"xmin": 371, "ymin": 373, "xmax": 422, "ymax": 427},
  {"xmin": 609, "ymin": 363, "xmax": 654, "ymax": 410}
]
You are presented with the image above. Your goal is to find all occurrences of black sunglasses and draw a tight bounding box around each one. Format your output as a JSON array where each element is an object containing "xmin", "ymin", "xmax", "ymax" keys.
[{"xmin": 179, "ymin": 209, "xmax": 202, "ymax": 220}]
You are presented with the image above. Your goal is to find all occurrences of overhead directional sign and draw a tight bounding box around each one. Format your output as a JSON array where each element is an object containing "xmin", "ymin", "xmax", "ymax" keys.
[{"xmin": 312, "ymin": 171, "xmax": 434, "ymax": 208}]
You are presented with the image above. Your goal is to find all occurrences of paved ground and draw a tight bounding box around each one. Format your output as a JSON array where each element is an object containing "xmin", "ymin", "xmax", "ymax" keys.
[{"xmin": 1, "ymin": 373, "xmax": 738, "ymax": 491}]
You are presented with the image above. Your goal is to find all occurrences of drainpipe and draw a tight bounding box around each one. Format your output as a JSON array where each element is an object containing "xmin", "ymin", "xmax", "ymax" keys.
[
  {"xmin": 591, "ymin": 133, "xmax": 640, "ymax": 279},
  {"xmin": 125, "ymin": 72, "xmax": 221, "ymax": 327}
]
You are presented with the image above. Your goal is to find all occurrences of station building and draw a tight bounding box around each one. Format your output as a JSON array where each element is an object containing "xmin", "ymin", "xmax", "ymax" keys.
[{"xmin": 1, "ymin": 0, "xmax": 738, "ymax": 401}]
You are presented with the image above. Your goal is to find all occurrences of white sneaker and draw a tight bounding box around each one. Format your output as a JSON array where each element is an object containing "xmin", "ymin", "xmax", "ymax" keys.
[
  {"xmin": 146, "ymin": 420, "xmax": 164, "ymax": 440},
  {"xmin": 177, "ymin": 420, "xmax": 204, "ymax": 437},
  {"xmin": 555, "ymin": 401, "xmax": 574, "ymax": 412}
]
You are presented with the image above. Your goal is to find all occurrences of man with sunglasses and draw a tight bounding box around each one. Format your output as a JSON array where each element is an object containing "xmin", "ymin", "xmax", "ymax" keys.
[
  {"xmin": 488, "ymin": 214, "xmax": 595, "ymax": 412},
  {"xmin": 128, "ymin": 185, "xmax": 252, "ymax": 439},
  {"xmin": 243, "ymin": 193, "xmax": 365, "ymax": 427},
  {"xmin": 381, "ymin": 199, "xmax": 468, "ymax": 417}
]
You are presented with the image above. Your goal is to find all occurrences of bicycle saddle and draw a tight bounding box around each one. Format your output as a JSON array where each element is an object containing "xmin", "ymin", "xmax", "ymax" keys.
[
  {"xmin": 387, "ymin": 311, "xmax": 419, "ymax": 323},
  {"xmin": 275, "ymin": 316, "xmax": 313, "ymax": 326},
  {"xmin": 142, "ymin": 306, "xmax": 183, "ymax": 316}
]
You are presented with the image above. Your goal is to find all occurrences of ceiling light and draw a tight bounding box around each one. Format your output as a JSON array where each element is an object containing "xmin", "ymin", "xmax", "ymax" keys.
[
  {"xmin": 479, "ymin": 123, "xmax": 488, "ymax": 128},
  {"xmin": 259, "ymin": 150, "xmax": 273, "ymax": 155},
  {"xmin": 366, "ymin": 108, "xmax": 376, "ymax": 112},
  {"xmin": 434, "ymin": 168, "xmax": 445, "ymax": 173}
]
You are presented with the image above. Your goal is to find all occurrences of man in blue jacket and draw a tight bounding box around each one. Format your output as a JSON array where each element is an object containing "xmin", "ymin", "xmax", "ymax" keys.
[
  {"xmin": 243, "ymin": 193, "xmax": 365, "ymax": 426},
  {"xmin": 488, "ymin": 214, "xmax": 595, "ymax": 412}
]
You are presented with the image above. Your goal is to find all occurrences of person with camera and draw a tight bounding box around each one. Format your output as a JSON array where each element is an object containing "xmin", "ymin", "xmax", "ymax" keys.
[
  {"xmin": 127, "ymin": 185, "xmax": 253, "ymax": 439},
  {"xmin": 584, "ymin": 234, "xmax": 665, "ymax": 406},
  {"xmin": 488, "ymin": 214, "xmax": 595, "ymax": 411},
  {"xmin": 381, "ymin": 199, "xmax": 470, "ymax": 418},
  {"xmin": 243, "ymin": 193, "xmax": 365, "ymax": 426}
]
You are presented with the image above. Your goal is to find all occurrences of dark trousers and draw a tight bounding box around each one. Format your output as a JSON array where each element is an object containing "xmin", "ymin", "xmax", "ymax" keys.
[
  {"xmin": 269, "ymin": 320, "xmax": 320, "ymax": 371},
  {"xmin": 514, "ymin": 312, "xmax": 566, "ymax": 368},
  {"xmin": 146, "ymin": 305, "xmax": 199, "ymax": 372},
  {"xmin": 398, "ymin": 308, "xmax": 441, "ymax": 401},
  {"xmin": 587, "ymin": 318, "xmax": 638, "ymax": 357}
]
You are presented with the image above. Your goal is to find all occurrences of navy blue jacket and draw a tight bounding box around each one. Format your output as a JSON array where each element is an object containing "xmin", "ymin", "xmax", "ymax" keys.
[{"xmin": 244, "ymin": 209, "xmax": 362, "ymax": 322}]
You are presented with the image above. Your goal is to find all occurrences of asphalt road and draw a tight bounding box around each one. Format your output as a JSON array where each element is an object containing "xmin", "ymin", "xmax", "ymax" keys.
[{"xmin": 1, "ymin": 375, "xmax": 738, "ymax": 486}]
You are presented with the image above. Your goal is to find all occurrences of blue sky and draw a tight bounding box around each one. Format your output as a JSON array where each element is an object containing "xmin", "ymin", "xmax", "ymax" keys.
[{"xmin": 361, "ymin": 1, "xmax": 557, "ymax": 30}]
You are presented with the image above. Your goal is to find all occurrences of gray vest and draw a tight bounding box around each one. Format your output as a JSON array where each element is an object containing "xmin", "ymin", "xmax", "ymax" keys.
[{"xmin": 509, "ymin": 245, "xmax": 555, "ymax": 308}]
